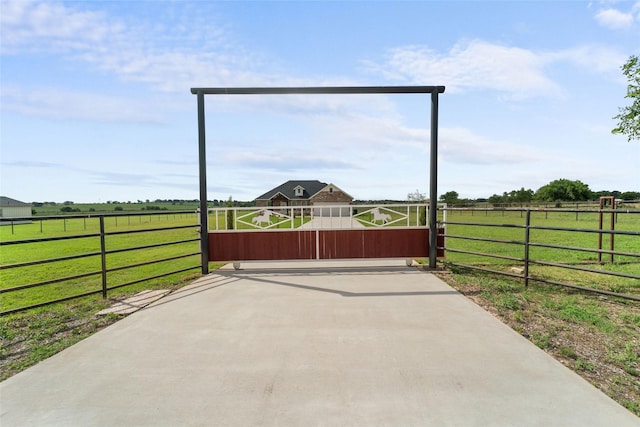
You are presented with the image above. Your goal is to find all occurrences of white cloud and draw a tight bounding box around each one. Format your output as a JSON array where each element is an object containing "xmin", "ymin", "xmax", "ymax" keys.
[
  {"xmin": 1, "ymin": 0, "xmax": 388, "ymax": 122},
  {"xmin": 366, "ymin": 40, "xmax": 628, "ymax": 100},
  {"xmin": 595, "ymin": 6, "xmax": 636, "ymax": 29},
  {"xmin": 365, "ymin": 40, "xmax": 563, "ymax": 100},
  {"xmin": 439, "ymin": 127, "xmax": 542, "ymax": 165},
  {"xmin": 224, "ymin": 151, "xmax": 358, "ymax": 172},
  {"xmin": 550, "ymin": 45, "xmax": 627, "ymax": 76},
  {"xmin": 0, "ymin": 0, "xmax": 119, "ymax": 54},
  {"xmin": 0, "ymin": 0, "xmax": 262, "ymax": 91},
  {"xmin": 0, "ymin": 85, "xmax": 165, "ymax": 122}
]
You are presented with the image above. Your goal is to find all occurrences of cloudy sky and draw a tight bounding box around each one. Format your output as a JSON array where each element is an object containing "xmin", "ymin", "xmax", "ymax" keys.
[{"xmin": 1, "ymin": 0, "xmax": 639, "ymax": 203}]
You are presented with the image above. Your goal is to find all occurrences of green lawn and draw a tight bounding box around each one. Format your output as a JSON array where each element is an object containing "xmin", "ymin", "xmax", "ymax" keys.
[
  {"xmin": 441, "ymin": 209, "xmax": 640, "ymax": 297},
  {"xmin": 0, "ymin": 213, "xmax": 202, "ymax": 313}
]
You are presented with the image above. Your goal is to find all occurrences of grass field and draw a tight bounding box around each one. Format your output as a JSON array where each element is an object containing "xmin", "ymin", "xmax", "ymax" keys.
[
  {"xmin": 0, "ymin": 212, "xmax": 203, "ymax": 313},
  {"xmin": 441, "ymin": 209, "xmax": 640, "ymax": 297},
  {"xmin": 30, "ymin": 201, "xmax": 201, "ymax": 216}
]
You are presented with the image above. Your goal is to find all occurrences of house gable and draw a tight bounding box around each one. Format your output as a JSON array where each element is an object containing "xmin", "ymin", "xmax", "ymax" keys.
[
  {"xmin": 255, "ymin": 181, "xmax": 353, "ymax": 207},
  {"xmin": 255, "ymin": 180, "xmax": 327, "ymax": 202},
  {"xmin": 309, "ymin": 183, "xmax": 353, "ymax": 204},
  {"xmin": 0, "ymin": 197, "xmax": 30, "ymax": 207}
]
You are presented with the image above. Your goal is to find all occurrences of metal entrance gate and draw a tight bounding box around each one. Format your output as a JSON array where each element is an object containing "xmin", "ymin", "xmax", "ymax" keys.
[
  {"xmin": 191, "ymin": 86, "xmax": 445, "ymax": 272},
  {"xmin": 205, "ymin": 204, "xmax": 445, "ymax": 263},
  {"xmin": 208, "ymin": 228, "xmax": 444, "ymax": 262}
]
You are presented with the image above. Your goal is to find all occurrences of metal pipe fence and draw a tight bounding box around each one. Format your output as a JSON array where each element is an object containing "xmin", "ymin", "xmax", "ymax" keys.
[
  {"xmin": 0, "ymin": 211, "xmax": 201, "ymax": 315},
  {"xmin": 438, "ymin": 207, "xmax": 640, "ymax": 301}
]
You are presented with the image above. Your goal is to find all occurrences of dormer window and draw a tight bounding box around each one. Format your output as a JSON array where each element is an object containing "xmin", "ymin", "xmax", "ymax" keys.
[{"xmin": 294, "ymin": 185, "xmax": 304, "ymax": 197}]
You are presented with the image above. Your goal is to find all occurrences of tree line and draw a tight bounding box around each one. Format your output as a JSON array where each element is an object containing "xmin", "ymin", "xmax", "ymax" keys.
[{"xmin": 436, "ymin": 179, "xmax": 640, "ymax": 205}]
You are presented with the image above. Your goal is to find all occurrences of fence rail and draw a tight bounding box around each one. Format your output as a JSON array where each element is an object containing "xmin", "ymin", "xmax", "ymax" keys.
[
  {"xmin": 438, "ymin": 207, "xmax": 640, "ymax": 301},
  {"xmin": 0, "ymin": 211, "xmax": 201, "ymax": 315},
  {"xmin": 207, "ymin": 203, "xmax": 429, "ymax": 230},
  {"xmin": 3, "ymin": 204, "xmax": 638, "ymax": 314}
]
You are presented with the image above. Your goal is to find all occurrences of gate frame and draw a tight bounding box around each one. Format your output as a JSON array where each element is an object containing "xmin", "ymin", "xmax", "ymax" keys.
[{"xmin": 191, "ymin": 86, "xmax": 445, "ymax": 273}]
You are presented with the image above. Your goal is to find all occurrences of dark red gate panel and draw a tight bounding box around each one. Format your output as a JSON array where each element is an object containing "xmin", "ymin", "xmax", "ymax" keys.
[
  {"xmin": 208, "ymin": 228, "xmax": 444, "ymax": 262},
  {"xmin": 318, "ymin": 228, "xmax": 430, "ymax": 259},
  {"xmin": 209, "ymin": 230, "xmax": 316, "ymax": 261}
]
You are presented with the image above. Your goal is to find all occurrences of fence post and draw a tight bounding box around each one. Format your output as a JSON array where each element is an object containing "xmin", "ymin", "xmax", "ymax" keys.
[
  {"xmin": 524, "ymin": 209, "xmax": 531, "ymax": 287},
  {"xmin": 99, "ymin": 216, "xmax": 108, "ymax": 298}
]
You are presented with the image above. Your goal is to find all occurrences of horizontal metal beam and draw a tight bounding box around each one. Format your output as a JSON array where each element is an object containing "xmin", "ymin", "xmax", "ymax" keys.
[{"xmin": 190, "ymin": 86, "xmax": 445, "ymax": 95}]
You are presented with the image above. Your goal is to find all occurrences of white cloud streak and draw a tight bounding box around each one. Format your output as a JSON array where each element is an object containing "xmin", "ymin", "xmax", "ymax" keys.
[
  {"xmin": 0, "ymin": 0, "xmax": 266, "ymax": 90},
  {"xmin": 439, "ymin": 127, "xmax": 542, "ymax": 165},
  {"xmin": 0, "ymin": 0, "xmax": 120, "ymax": 54},
  {"xmin": 594, "ymin": 2, "xmax": 640, "ymax": 29},
  {"xmin": 0, "ymin": 85, "xmax": 164, "ymax": 122},
  {"xmin": 364, "ymin": 40, "xmax": 561, "ymax": 99},
  {"xmin": 364, "ymin": 39, "xmax": 627, "ymax": 100}
]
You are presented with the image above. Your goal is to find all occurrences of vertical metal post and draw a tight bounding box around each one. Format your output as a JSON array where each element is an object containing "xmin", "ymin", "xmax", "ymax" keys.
[
  {"xmin": 197, "ymin": 90, "xmax": 210, "ymax": 274},
  {"xmin": 598, "ymin": 201, "xmax": 604, "ymax": 263},
  {"xmin": 99, "ymin": 216, "xmax": 108, "ymax": 298},
  {"xmin": 524, "ymin": 210, "xmax": 531, "ymax": 287},
  {"xmin": 610, "ymin": 206, "xmax": 615, "ymax": 263},
  {"xmin": 428, "ymin": 90, "xmax": 439, "ymax": 269}
]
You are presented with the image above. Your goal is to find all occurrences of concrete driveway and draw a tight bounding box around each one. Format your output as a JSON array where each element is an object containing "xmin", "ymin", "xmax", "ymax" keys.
[{"xmin": 1, "ymin": 260, "xmax": 638, "ymax": 426}]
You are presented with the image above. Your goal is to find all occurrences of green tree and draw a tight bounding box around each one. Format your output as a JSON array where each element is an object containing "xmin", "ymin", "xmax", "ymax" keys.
[
  {"xmin": 534, "ymin": 179, "xmax": 593, "ymax": 202},
  {"xmin": 612, "ymin": 55, "xmax": 640, "ymax": 142},
  {"xmin": 439, "ymin": 191, "xmax": 460, "ymax": 204},
  {"xmin": 620, "ymin": 191, "xmax": 640, "ymax": 200},
  {"xmin": 510, "ymin": 187, "xmax": 534, "ymax": 203},
  {"xmin": 488, "ymin": 193, "xmax": 505, "ymax": 204}
]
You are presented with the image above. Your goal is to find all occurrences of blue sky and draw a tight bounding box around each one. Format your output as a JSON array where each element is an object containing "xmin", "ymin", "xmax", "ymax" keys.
[{"xmin": 1, "ymin": 0, "xmax": 639, "ymax": 203}]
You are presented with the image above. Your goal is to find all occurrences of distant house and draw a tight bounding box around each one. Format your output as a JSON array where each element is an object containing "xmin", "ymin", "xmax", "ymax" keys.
[
  {"xmin": 0, "ymin": 197, "xmax": 32, "ymax": 225},
  {"xmin": 255, "ymin": 180, "xmax": 353, "ymax": 216}
]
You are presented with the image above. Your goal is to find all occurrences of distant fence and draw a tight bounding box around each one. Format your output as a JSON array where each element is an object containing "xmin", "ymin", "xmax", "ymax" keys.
[
  {"xmin": 0, "ymin": 211, "xmax": 201, "ymax": 315},
  {"xmin": 438, "ymin": 207, "xmax": 640, "ymax": 301}
]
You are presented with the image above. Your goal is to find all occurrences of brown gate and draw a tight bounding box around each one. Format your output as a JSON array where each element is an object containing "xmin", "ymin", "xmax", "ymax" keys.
[{"xmin": 208, "ymin": 228, "xmax": 444, "ymax": 262}]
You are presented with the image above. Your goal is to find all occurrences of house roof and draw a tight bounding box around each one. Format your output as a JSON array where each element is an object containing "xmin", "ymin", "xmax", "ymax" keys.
[
  {"xmin": 0, "ymin": 196, "xmax": 30, "ymax": 207},
  {"xmin": 255, "ymin": 180, "xmax": 329, "ymax": 201}
]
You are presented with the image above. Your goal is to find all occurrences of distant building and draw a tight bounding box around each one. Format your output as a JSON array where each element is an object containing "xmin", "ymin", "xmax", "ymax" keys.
[
  {"xmin": 255, "ymin": 180, "xmax": 353, "ymax": 216},
  {"xmin": 0, "ymin": 197, "xmax": 32, "ymax": 225}
]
